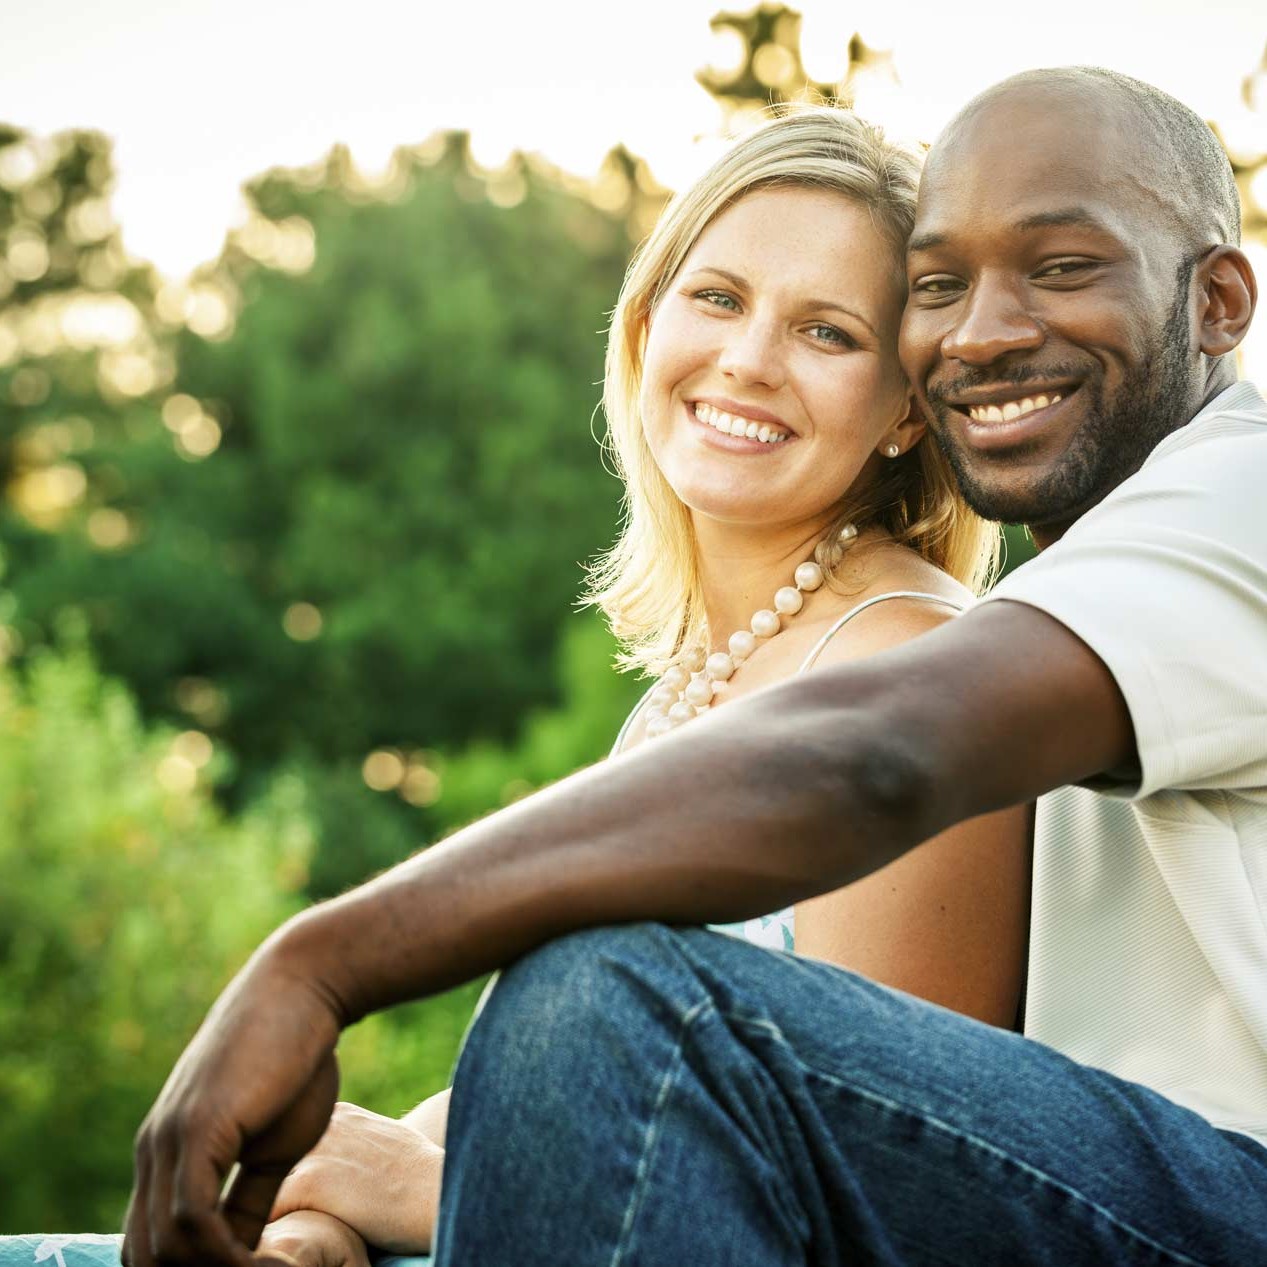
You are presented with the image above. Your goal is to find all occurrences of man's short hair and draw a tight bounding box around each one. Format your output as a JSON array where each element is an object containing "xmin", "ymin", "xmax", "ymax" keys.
[{"xmin": 975, "ymin": 67, "xmax": 1243, "ymax": 248}]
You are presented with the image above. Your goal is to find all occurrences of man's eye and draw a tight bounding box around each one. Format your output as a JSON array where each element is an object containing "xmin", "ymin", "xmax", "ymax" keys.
[
  {"xmin": 1035, "ymin": 259, "xmax": 1095, "ymax": 279},
  {"xmin": 911, "ymin": 276, "xmax": 962, "ymax": 296}
]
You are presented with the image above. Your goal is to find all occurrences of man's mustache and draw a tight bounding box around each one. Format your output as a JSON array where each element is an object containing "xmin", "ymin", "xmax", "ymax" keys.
[{"xmin": 926, "ymin": 363, "xmax": 1088, "ymax": 406}]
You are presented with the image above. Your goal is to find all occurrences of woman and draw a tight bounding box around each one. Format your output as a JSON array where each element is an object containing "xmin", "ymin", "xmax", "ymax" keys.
[{"xmin": 259, "ymin": 106, "xmax": 1031, "ymax": 1264}]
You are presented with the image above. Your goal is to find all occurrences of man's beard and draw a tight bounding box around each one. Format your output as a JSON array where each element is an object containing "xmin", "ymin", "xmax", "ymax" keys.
[{"xmin": 925, "ymin": 272, "xmax": 1196, "ymax": 530}]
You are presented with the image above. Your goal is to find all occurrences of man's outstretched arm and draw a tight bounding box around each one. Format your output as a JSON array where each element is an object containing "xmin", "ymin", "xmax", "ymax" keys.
[{"xmin": 122, "ymin": 600, "xmax": 1132, "ymax": 1266}]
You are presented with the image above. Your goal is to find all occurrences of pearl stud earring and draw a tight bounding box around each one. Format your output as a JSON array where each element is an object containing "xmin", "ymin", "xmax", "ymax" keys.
[{"xmin": 884, "ymin": 442, "xmax": 900, "ymax": 458}]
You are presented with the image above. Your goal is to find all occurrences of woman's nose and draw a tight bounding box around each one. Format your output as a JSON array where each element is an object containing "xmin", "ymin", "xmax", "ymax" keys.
[{"xmin": 716, "ymin": 318, "xmax": 786, "ymax": 390}]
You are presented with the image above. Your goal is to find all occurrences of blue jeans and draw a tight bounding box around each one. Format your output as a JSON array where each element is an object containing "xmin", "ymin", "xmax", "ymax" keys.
[{"xmin": 434, "ymin": 923, "xmax": 1267, "ymax": 1266}]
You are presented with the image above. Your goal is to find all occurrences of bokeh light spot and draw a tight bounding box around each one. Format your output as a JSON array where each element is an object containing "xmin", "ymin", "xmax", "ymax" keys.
[
  {"xmin": 156, "ymin": 753, "xmax": 198, "ymax": 794},
  {"xmin": 172, "ymin": 730, "xmax": 214, "ymax": 768},
  {"xmin": 362, "ymin": 749, "xmax": 406, "ymax": 792},
  {"xmin": 7, "ymin": 229, "xmax": 50, "ymax": 282},
  {"xmin": 283, "ymin": 602, "xmax": 323, "ymax": 641},
  {"xmin": 87, "ymin": 507, "xmax": 131, "ymax": 549},
  {"xmin": 175, "ymin": 676, "xmax": 229, "ymax": 727}
]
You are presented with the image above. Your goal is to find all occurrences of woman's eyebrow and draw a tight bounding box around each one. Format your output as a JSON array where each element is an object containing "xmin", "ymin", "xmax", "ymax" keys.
[
  {"xmin": 807, "ymin": 298, "xmax": 877, "ymax": 337},
  {"xmin": 684, "ymin": 266, "xmax": 877, "ymax": 336}
]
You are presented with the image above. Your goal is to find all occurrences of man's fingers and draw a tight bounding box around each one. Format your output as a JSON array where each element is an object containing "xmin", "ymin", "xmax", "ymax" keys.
[
  {"xmin": 163, "ymin": 1147, "xmax": 258, "ymax": 1267},
  {"xmin": 121, "ymin": 1136, "xmax": 154, "ymax": 1267},
  {"xmin": 225, "ymin": 1051, "xmax": 341, "ymax": 1246},
  {"xmin": 222, "ymin": 1162, "xmax": 293, "ymax": 1248}
]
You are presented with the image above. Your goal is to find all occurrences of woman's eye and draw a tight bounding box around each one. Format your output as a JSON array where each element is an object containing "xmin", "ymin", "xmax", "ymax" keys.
[
  {"xmin": 696, "ymin": 289, "xmax": 739, "ymax": 311},
  {"xmin": 808, "ymin": 323, "xmax": 852, "ymax": 347}
]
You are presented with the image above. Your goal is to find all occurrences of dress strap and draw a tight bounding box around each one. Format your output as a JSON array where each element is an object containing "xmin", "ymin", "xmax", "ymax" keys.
[
  {"xmin": 610, "ymin": 682, "xmax": 658, "ymax": 758},
  {"xmin": 796, "ymin": 590, "xmax": 965, "ymax": 674},
  {"xmin": 611, "ymin": 591, "xmax": 966, "ymax": 756}
]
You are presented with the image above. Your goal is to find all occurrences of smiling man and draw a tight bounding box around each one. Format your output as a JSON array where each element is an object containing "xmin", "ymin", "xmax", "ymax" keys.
[{"xmin": 123, "ymin": 69, "xmax": 1267, "ymax": 1266}]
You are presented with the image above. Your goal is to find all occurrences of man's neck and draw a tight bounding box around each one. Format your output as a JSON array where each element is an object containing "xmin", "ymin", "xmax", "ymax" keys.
[{"xmin": 1029, "ymin": 369, "xmax": 1240, "ymax": 551}]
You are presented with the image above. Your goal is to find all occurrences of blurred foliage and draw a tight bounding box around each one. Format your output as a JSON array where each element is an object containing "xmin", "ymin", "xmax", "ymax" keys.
[
  {"xmin": 1, "ymin": 3, "xmax": 1265, "ymax": 1229},
  {"xmin": 699, "ymin": 3, "xmax": 893, "ymax": 113},
  {"xmin": 0, "ymin": 622, "xmax": 309, "ymax": 1226}
]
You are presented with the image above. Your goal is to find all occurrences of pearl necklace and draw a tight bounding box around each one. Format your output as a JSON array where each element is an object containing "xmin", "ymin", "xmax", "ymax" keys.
[{"xmin": 643, "ymin": 522, "xmax": 858, "ymax": 739}]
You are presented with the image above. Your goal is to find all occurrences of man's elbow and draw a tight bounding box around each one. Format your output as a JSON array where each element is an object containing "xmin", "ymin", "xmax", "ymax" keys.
[{"xmin": 748, "ymin": 674, "xmax": 945, "ymax": 880}]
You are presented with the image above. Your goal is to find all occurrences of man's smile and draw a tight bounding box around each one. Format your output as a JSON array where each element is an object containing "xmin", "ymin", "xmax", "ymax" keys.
[
  {"xmin": 963, "ymin": 392, "xmax": 1063, "ymax": 424},
  {"xmin": 932, "ymin": 382, "xmax": 1085, "ymax": 452}
]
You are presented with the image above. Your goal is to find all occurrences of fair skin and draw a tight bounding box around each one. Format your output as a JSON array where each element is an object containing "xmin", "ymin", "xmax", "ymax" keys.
[{"xmin": 258, "ymin": 187, "xmax": 1030, "ymax": 1262}]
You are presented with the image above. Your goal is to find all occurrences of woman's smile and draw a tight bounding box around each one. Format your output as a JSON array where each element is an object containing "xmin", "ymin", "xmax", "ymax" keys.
[{"xmin": 690, "ymin": 400, "xmax": 793, "ymax": 447}]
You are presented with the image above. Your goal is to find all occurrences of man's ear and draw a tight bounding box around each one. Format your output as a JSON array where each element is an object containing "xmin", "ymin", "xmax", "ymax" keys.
[
  {"xmin": 1196, "ymin": 246, "xmax": 1257, "ymax": 359},
  {"xmin": 876, "ymin": 390, "xmax": 927, "ymax": 460}
]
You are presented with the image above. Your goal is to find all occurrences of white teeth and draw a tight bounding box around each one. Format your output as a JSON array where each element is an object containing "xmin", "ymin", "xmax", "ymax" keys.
[
  {"xmin": 966, "ymin": 393, "xmax": 1063, "ymax": 424},
  {"xmin": 692, "ymin": 401, "xmax": 789, "ymax": 443}
]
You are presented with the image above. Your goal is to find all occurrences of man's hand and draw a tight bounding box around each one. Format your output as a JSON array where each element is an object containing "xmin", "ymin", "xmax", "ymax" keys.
[
  {"xmin": 122, "ymin": 934, "xmax": 343, "ymax": 1267},
  {"xmin": 256, "ymin": 1211, "xmax": 370, "ymax": 1267},
  {"xmin": 269, "ymin": 1101, "xmax": 443, "ymax": 1254}
]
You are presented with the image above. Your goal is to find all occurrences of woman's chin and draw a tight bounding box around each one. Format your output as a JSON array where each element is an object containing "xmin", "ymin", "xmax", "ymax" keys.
[{"xmin": 681, "ymin": 491, "xmax": 811, "ymax": 532}]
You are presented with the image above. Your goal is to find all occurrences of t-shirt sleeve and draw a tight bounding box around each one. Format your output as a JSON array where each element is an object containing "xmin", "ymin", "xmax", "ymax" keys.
[{"xmin": 980, "ymin": 429, "xmax": 1267, "ymax": 799}]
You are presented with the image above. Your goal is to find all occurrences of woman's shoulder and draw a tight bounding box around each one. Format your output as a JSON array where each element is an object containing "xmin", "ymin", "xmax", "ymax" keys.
[{"xmin": 800, "ymin": 547, "xmax": 973, "ymax": 668}]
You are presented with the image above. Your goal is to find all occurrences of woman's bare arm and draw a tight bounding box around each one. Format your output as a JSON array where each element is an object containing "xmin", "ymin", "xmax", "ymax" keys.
[{"xmin": 792, "ymin": 600, "xmax": 1032, "ymax": 1028}]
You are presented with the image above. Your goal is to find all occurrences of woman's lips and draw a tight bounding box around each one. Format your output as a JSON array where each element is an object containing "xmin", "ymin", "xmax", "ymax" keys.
[{"xmin": 690, "ymin": 400, "xmax": 791, "ymax": 447}]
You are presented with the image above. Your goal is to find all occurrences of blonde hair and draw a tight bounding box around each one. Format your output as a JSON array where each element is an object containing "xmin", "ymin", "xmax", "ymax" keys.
[{"xmin": 586, "ymin": 107, "xmax": 998, "ymax": 674}]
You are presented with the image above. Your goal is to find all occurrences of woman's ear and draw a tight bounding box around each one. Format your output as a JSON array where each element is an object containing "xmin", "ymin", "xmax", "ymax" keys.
[
  {"xmin": 1197, "ymin": 246, "xmax": 1257, "ymax": 359},
  {"xmin": 876, "ymin": 391, "xmax": 927, "ymax": 460}
]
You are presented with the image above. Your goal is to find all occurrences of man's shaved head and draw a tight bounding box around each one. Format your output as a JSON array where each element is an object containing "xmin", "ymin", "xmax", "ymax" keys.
[{"xmin": 935, "ymin": 67, "xmax": 1241, "ymax": 251}]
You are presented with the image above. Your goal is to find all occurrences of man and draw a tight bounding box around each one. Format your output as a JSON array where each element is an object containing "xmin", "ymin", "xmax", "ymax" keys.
[{"xmin": 124, "ymin": 67, "xmax": 1266, "ymax": 1264}]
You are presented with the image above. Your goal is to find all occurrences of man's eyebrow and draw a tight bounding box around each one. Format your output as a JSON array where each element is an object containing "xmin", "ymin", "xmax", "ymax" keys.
[
  {"xmin": 1014, "ymin": 207, "xmax": 1116, "ymax": 234},
  {"xmin": 906, "ymin": 231, "xmax": 947, "ymax": 255},
  {"xmin": 908, "ymin": 207, "xmax": 1116, "ymax": 256},
  {"xmin": 683, "ymin": 265, "xmax": 878, "ymax": 337}
]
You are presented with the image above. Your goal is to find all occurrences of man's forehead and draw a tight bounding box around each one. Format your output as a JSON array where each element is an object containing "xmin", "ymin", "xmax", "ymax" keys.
[{"xmin": 913, "ymin": 82, "xmax": 1164, "ymax": 244}]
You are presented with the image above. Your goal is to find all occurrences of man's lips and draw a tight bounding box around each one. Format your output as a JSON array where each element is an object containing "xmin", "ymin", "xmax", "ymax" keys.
[{"xmin": 938, "ymin": 384, "xmax": 1081, "ymax": 451}]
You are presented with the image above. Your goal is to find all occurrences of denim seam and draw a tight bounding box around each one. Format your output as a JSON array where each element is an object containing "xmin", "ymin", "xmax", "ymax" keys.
[
  {"xmin": 723, "ymin": 1009, "xmax": 1210, "ymax": 1267},
  {"xmin": 609, "ymin": 997, "xmax": 715, "ymax": 1267}
]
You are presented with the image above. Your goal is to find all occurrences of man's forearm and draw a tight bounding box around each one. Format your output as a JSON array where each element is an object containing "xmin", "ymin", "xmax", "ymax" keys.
[
  {"xmin": 278, "ymin": 602, "xmax": 1131, "ymax": 1026},
  {"xmin": 282, "ymin": 667, "xmax": 938, "ymax": 1024}
]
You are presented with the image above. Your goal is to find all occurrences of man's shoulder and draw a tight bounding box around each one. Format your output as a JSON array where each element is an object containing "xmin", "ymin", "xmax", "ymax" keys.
[
  {"xmin": 1064, "ymin": 380, "xmax": 1267, "ymax": 542},
  {"xmin": 1144, "ymin": 380, "xmax": 1267, "ymax": 467}
]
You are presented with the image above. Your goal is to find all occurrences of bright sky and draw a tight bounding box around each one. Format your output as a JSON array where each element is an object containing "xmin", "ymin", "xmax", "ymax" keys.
[{"xmin": 4, "ymin": 0, "xmax": 1267, "ymax": 374}]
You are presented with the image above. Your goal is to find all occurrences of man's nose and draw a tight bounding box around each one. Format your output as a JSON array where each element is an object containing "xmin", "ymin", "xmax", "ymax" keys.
[
  {"xmin": 942, "ymin": 275, "xmax": 1044, "ymax": 366},
  {"xmin": 717, "ymin": 317, "xmax": 786, "ymax": 389}
]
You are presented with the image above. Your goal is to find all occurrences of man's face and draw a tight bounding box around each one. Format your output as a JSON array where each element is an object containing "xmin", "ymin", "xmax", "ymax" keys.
[{"xmin": 899, "ymin": 86, "xmax": 1205, "ymax": 541}]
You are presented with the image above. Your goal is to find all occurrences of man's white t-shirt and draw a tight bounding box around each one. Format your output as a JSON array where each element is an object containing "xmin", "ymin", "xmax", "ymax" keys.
[{"xmin": 985, "ymin": 380, "xmax": 1267, "ymax": 1144}]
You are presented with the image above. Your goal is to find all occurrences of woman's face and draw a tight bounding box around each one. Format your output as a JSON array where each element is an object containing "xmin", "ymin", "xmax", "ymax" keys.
[{"xmin": 640, "ymin": 186, "xmax": 917, "ymax": 535}]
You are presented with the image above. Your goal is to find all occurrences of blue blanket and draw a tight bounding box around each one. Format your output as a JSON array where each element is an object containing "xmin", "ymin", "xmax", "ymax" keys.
[{"xmin": 0, "ymin": 1237, "xmax": 431, "ymax": 1267}]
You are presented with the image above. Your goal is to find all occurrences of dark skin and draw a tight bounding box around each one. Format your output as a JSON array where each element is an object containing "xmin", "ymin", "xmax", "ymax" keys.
[{"xmin": 123, "ymin": 75, "xmax": 1257, "ymax": 1267}]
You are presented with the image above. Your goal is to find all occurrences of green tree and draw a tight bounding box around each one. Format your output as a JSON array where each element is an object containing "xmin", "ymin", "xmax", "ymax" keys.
[{"xmin": 0, "ymin": 622, "xmax": 310, "ymax": 1228}]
